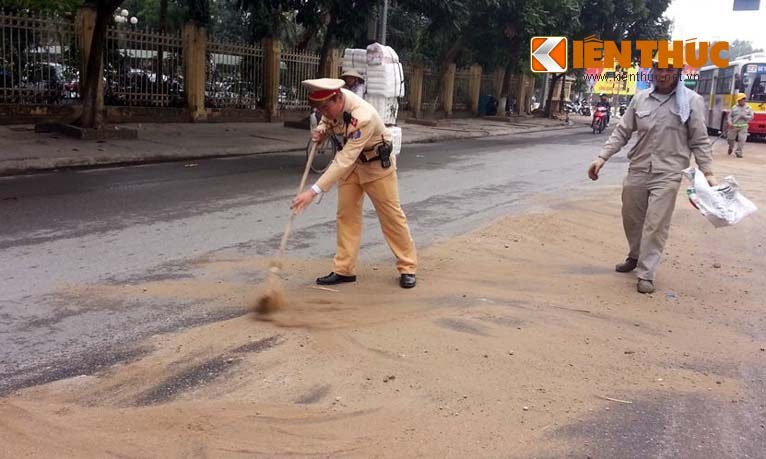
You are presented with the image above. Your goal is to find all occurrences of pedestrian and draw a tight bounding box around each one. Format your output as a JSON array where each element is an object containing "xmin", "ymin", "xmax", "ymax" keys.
[
  {"xmin": 341, "ymin": 69, "xmax": 366, "ymax": 100},
  {"xmin": 587, "ymin": 52, "xmax": 717, "ymax": 294},
  {"xmin": 727, "ymin": 93, "xmax": 753, "ymax": 158},
  {"xmin": 291, "ymin": 78, "xmax": 417, "ymax": 289}
]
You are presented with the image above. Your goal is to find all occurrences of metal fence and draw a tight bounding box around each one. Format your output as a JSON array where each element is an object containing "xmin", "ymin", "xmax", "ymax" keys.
[
  {"xmin": 104, "ymin": 25, "xmax": 183, "ymax": 107},
  {"xmin": 480, "ymin": 75, "xmax": 495, "ymax": 97},
  {"xmin": 453, "ymin": 68, "xmax": 471, "ymax": 111},
  {"xmin": 420, "ymin": 68, "xmax": 440, "ymax": 113},
  {"xmin": 279, "ymin": 47, "xmax": 320, "ymax": 111},
  {"xmin": 0, "ymin": 11, "xmax": 80, "ymax": 105},
  {"xmin": 5, "ymin": 9, "xmax": 490, "ymax": 120},
  {"xmin": 397, "ymin": 65, "xmax": 410, "ymax": 111},
  {"xmin": 206, "ymin": 39, "xmax": 263, "ymax": 109}
]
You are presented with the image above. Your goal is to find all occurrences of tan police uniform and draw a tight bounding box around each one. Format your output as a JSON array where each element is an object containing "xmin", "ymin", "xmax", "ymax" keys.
[
  {"xmin": 727, "ymin": 102, "xmax": 753, "ymax": 157},
  {"xmin": 308, "ymin": 83, "xmax": 417, "ymax": 276},
  {"xmin": 597, "ymin": 85, "xmax": 714, "ymax": 282}
]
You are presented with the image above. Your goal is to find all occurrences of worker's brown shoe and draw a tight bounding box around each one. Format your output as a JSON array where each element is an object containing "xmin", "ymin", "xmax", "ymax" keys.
[
  {"xmin": 728, "ymin": 146, "xmax": 733, "ymax": 155},
  {"xmin": 316, "ymin": 272, "xmax": 356, "ymax": 285},
  {"xmin": 400, "ymin": 274, "xmax": 416, "ymax": 289},
  {"xmin": 615, "ymin": 257, "xmax": 638, "ymax": 273}
]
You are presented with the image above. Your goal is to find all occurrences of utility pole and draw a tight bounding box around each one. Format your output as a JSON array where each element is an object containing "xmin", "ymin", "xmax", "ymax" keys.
[
  {"xmin": 540, "ymin": 74, "xmax": 550, "ymax": 110},
  {"xmin": 379, "ymin": 0, "xmax": 389, "ymax": 45}
]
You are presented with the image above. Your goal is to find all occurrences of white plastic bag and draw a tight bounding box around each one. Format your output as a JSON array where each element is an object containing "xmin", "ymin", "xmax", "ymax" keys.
[
  {"xmin": 683, "ymin": 167, "xmax": 757, "ymax": 227},
  {"xmin": 388, "ymin": 126, "xmax": 402, "ymax": 156}
]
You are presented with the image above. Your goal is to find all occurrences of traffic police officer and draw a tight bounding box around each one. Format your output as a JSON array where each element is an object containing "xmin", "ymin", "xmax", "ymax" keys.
[
  {"xmin": 291, "ymin": 78, "xmax": 417, "ymax": 289},
  {"xmin": 727, "ymin": 93, "xmax": 753, "ymax": 158},
  {"xmin": 587, "ymin": 53, "xmax": 717, "ymax": 294}
]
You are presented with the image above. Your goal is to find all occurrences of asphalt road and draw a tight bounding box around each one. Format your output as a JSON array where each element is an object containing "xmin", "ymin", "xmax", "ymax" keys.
[
  {"xmin": 3, "ymin": 127, "xmax": 766, "ymax": 456},
  {"xmin": 1, "ymin": 128, "xmax": 626, "ymax": 395}
]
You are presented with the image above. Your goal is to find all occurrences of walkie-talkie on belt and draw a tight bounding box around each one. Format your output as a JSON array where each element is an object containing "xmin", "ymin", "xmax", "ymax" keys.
[{"xmin": 378, "ymin": 140, "xmax": 392, "ymax": 169}]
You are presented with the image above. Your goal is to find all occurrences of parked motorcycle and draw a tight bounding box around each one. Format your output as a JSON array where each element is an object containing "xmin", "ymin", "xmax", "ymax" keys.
[
  {"xmin": 591, "ymin": 106, "xmax": 608, "ymax": 134},
  {"xmin": 579, "ymin": 105, "xmax": 591, "ymax": 116}
]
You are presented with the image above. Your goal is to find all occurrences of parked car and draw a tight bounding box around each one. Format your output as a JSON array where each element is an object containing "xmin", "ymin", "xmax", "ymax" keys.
[
  {"xmin": 21, "ymin": 62, "xmax": 66, "ymax": 103},
  {"xmin": 0, "ymin": 59, "xmax": 19, "ymax": 87},
  {"xmin": 106, "ymin": 68, "xmax": 184, "ymax": 106}
]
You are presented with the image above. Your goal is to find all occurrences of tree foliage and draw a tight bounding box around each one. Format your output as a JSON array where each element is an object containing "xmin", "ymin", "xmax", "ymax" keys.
[
  {"xmin": 729, "ymin": 39, "xmax": 764, "ymax": 59},
  {"xmin": 0, "ymin": 0, "xmax": 81, "ymax": 14},
  {"xmin": 7, "ymin": 0, "xmax": 675, "ymax": 121},
  {"xmin": 15, "ymin": 0, "xmax": 672, "ymax": 69},
  {"xmin": 118, "ymin": 0, "xmax": 186, "ymax": 31}
]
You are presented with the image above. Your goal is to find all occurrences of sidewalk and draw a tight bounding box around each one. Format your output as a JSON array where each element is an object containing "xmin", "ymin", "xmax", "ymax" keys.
[{"xmin": 0, "ymin": 115, "xmax": 581, "ymax": 176}]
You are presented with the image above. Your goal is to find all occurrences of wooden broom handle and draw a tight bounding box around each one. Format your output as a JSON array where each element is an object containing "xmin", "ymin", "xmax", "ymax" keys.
[{"xmin": 275, "ymin": 141, "xmax": 319, "ymax": 262}]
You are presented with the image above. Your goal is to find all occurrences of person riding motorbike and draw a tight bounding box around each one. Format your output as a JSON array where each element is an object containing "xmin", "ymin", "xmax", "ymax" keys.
[
  {"xmin": 595, "ymin": 93, "xmax": 611, "ymax": 126},
  {"xmin": 591, "ymin": 105, "xmax": 608, "ymax": 133}
]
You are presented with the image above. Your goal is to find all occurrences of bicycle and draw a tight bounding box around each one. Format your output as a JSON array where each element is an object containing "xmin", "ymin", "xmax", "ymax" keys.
[
  {"xmin": 307, "ymin": 108, "xmax": 342, "ymax": 174},
  {"xmin": 306, "ymin": 135, "xmax": 342, "ymax": 174}
]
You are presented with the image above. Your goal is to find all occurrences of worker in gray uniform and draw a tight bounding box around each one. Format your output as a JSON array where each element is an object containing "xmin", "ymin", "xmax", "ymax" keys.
[
  {"xmin": 727, "ymin": 93, "xmax": 753, "ymax": 158},
  {"xmin": 587, "ymin": 53, "xmax": 717, "ymax": 294}
]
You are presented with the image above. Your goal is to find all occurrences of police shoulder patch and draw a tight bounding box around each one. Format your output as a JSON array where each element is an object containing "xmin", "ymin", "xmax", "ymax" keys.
[{"xmin": 350, "ymin": 129, "xmax": 362, "ymax": 140}]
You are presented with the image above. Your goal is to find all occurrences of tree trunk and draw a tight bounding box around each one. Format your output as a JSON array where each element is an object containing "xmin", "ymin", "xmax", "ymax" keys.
[
  {"xmin": 295, "ymin": 24, "xmax": 319, "ymax": 50},
  {"xmin": 498, "ymin": 60, "xmax": 515, "ymax": 114},
  {"xmin": 558, "ymin": 72, "xmax": 566, "ymax": 112},
  {"xmin": 501, "ymin": 60, "xmax": 513, "ymax": 100},
  {"xmin": 316, "ymin": 13, "xmax": 337, "ymax": 79},
  {"xmin": 544, "ymin": 73, "xmax": 562, "ymax": 119},
  {"xmin": 79, "ymin": 2, "xmax": 116, "ymax": 129}
]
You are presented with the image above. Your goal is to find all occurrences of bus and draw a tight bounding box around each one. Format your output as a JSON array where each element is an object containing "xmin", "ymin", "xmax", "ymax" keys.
[{"xmin": 696, "ymin": 53, "xmax": 766, "ymax": 137}]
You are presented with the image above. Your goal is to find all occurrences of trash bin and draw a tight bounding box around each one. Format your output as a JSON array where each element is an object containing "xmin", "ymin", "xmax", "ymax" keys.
[{"xmin": 478, "ymin": 94, "xmax": 491, "ymax": 116}]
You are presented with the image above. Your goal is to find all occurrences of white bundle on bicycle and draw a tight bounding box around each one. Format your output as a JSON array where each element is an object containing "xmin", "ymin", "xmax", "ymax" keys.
[
  {"xmin": 367, "ymin": 95, "xmax": 399, "ymax": 125},
  {"xmin": 342, "ymin": 44, "xmax": 404, "ymax": 126},
  {"xmin": 365, "ymin": 43, "xmax": 405, "ymax": 98},
  {"xmin": 683, "ymin": 167, "xmax": 757, "ymax": 227},
  {"xmin": 342, "ymin": 48, "xmax": 367, "ymax": 80}
]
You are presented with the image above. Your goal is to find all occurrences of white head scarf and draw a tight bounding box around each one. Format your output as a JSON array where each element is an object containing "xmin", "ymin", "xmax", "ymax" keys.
[{"xmin": 674, "ymin": 78, "xmax": 693, "ymax": 124}]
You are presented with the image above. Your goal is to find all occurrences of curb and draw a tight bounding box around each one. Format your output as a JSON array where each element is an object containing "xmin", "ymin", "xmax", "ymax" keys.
[{"xmin": 0, "ymin": 123, "xmax": 584, "ymax": 177}]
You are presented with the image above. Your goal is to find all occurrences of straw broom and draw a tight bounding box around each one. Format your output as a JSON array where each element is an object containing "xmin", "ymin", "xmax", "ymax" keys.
[{"xmin": 254, "ymin": 141, "xmax": 319, "ymax": 315}]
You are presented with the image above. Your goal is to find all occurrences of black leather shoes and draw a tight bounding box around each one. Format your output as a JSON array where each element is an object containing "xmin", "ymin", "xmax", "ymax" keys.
[
  {"xmin": 615, "ymin": 257, "xmax": 638, "ymax": 273},
  {"xmin": 316, "ymin": 272, "xmax": 356, "ymax": 285},
  {"xmin": 400, "ymin": 274, "xmax": 416, "ymax": 289}
]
